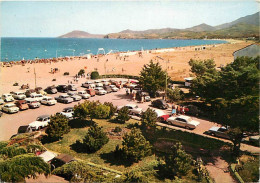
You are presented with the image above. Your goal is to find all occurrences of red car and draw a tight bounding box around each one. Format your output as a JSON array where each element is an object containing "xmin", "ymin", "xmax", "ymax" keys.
[{"xmin": 158, "ymin": 115, "xmax": 170, "ymax": 123}]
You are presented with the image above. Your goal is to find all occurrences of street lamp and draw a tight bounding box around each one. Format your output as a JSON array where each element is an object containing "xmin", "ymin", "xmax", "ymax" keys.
[{"xmin": 156, "ymin": 56, "xmax": 169, "ymax": 102}]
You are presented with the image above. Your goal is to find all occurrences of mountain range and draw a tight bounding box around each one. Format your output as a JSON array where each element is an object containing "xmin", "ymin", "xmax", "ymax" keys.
[{"xmin": 59, "ymin": 12, "xmax": 259, "ymax": 39}]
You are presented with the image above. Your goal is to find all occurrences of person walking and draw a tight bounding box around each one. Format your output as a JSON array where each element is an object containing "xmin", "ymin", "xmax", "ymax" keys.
[{"xmin": 171, "ymin": 105, "xmax": 176, "ymax": 116}]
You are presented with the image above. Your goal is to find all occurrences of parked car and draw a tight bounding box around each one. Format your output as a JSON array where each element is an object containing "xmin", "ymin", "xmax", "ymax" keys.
[
  {"xmin": 96, "ymin": 82, "xmax": 103, "ymax": 87},
  {"xmin": 207, "ymin": 126, "xmax": 230, "ymax": 139},
  {"xmin": 35, "ymin": 87, "xmax": 47, "ymax": 95},
  {"xmin": 118, "ymin": 104, "xmax": 143, "ymax": 116},
  {"xmin": 158, "ymin": 115, "xmax": 170, "ymax": 123},
  {"xmin": 55, "ymin": 94, "xmax": 74, "ymax": 104},
  {"xmin": 152, "ymin": 99, "xmax": 168, "ymax": 109},
  {"xmin": 86, "ymin": 89, "xmax": 95, "ymax": 96},
  {"xmin": 41, "ymin": 96, "xmax": 57, "ymax": 106},
  {"xmin": 0, "ymin": 97, "xmax": 4, "ymax": 105},
  {"xmin": 67, "ymin": 92, "xmax": 82, "ymax": 101},
  {"xmin": 95, "ymin": 87, "xmax": 107, "ymax": 95},
  {"xmin": 57, "ymin": 107, "xmax": 74, "ymax": 120},
  {"xmin": 29, "ymin": 115, "xmax": 50, "ymax": 130},
  {"xmin": 44, "ymin": 86, "xmax": 58, "ymax": 94},
  {"xmin": 110, "ymin": 85, "xmax": 119, "ymax": 92},
  {"xmin": 101, "ymin": 80, "xmax": 110, "ymax": 86},
  {"xmin": 154, "ymin": 109, "xmax": 166, "ymax": 117},
  {"xmin": 2, "ymin": 93, "xmax": 14, "ymax": 102},
  {"xmin": 56, "ymin": 85, "xmax": 68, "ymax": 93},
  {"xmin": 12, "ymin": 91, "xmax": 26, "ymax": 100},
  {"xmin": 166, "ymin": 115, "xmax": 200, "ymax": 130},
  {"xmin": 82, "ymin": 82, "xmax": 90, "ymax": 88},
  {"xmin": 103, "ymin": 86, "xmax": 112, "ymax": 93},
  {"xmin": 26, "ymin": 98, "xmax": 41, "ymax": 109},
  {"xmin": 249, "ymin": 135, "xmax": 260, "ymax": 146},
  {"xmin": 136, "ymin": 91, "xmax": 151, "ymax": 102},
  {"xmin": 68, "ymin": 84, "xmax": 77, "ymax": 91},
  {"xmin": 78, "ymin": 91, "xmax": 90, "ymax": 99},
  {"xmin": 25, "ymin": 89, "xmax": 36, "ymax": 97},
  {"xmin": 15, "ymin": 100, "xmax": 29, "ymax": 111},
  {"xmin": 2, "ymin": 103, "xmax": 19, "ymax": 114},
  {"xmin": 27, "ymin": 93, "xmax": 44, "ymax": 102}
]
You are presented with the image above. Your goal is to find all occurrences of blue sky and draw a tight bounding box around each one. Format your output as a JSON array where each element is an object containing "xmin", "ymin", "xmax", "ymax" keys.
[{"xmin": 0, "ymin": 1, "xmax": 258, "ymax": 37}]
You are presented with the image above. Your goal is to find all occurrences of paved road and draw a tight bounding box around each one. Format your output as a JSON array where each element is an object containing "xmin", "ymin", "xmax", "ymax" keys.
[{"xmin": 0, "ymin": 78, "xmax": 259, "ymax": 154}]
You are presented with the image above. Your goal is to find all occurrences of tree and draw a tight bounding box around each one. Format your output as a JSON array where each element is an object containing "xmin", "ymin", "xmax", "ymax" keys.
[
  {"xmin": 45, "ymin": 114, "xmax": 70, "ymax": 141},
  {"xmin": 139, "ymin": 61, "xmax": 167, "ymax": 97},
  {"xmin": 116, "ymin": 106, "xmax": 130, "ymax": 124},
  {"xmin": 94, "ymin": 104, "xmax": 110, "ymax": 119},
  {"xmin": 104, "ymin": 102, "xmax": 117, "ymax": 118},
  {"xmin": 167, "ymin": 87, "xmax": 183, "ymax": 102},
  {"xmin": 0, "ymin": 154, "xmax": 50, "ymax": 182},
  {"xmin": 159, "ymin": 142, "xmax": 192, "ymax": 178},
  {"xmin": 73, "ymin": 101, "xmax": 100, "ymax": 121},
  {"xmin": 82, "ymin": 123, "xmax": 109, "ymax": 153},
  {"xmin": 91, "ymin": 71, "xmax": 99, "ymax": 79},
  {"xmin": 78, "ymin": 69, "xmax": 85, "ymax": 76},
  {"xmin": 0, "ymin": 144, "xmax": 27, "ymax": 159},
  {"xmin": 141, "ymin": 108, "xmax": 157, "ymax": 129},
  {"xmin": 188, "ymin": 59, "xmax": 216, "ymax": 77},
  {"xmin": 123, "ymin": 169, "xmax": 146, "ymax": 183},
  {"xmin": 53, "ymin": 160, "xmax": 100, "ymax": 182},
  {"xmin": 189, "ymin": 57, "xmax": 259, "ymax": 155},
  {"xmin": 120, "ymin": 128, "xmax": 152, "ymax": 162}
]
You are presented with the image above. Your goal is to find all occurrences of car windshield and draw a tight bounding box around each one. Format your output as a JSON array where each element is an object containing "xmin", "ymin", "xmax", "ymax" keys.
[{"xmin": 36, "ymin": 117, "xmax": 44, "ymax": 121}]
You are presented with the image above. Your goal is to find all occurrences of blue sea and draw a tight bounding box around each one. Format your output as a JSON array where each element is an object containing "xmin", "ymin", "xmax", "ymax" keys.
[{"xmin": 1, "ymin": 38, "xmax": 227, "ymax": 62}]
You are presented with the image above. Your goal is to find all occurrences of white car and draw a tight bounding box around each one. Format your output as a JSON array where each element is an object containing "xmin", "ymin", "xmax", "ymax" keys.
[
  {"xmin": 29, "ymin": 115, "xmax": 50, "ymax": 130},
  {"xmin": 2, "ymin": 94, "xmax": 14, "ymax": 102},
  {"xmin": 94, "ymin": 80, "xmax": 101, "ymax": 83},
  {"xmin": 12, "ymin": 91, "xmax": 26, "ymax": 100},
  {"xmin": 110, "ymin": 85, "xmax": 119, "ymax": 92},
  {"xmin": 118, "ymin": 104, "xmax": 143, "ymax": 116},
  {"xmin": 166, "ymin": 115, "xmax": 200, "ymax": 130},
  {"xmin": 67, "ymin": 92, "xmax": 82, "ymax": 101},
  {"xmin": 95, "ymin": 87, "xmax": 107, "ymax": 95},
  {"xmin": 2, "ymin": 103, "xmax": 19, "ymax": 114},
  {"xmin": 41, "ymin": 96, "xmax": 57, "ymax": 106},
  {"xmin": 78, "ymin": 91, "xmax": 90, "ymax": 99},
  {"xmin": 26, "ymin": 93, "xmax": 44, "ymax": 102},
  {"xmin": 154, "ymin": 109, "xmax": 166, "ymax": 117},
  {"xmin": 0, "ymin": 97, "xmax": 4, "ymax": 105},
  {"xmin": 57, "ymin": 107, "xmax": 74, "ymax": 120},
  {"xmin": 95, "ymin": 83, "xmax": 103, "ymax": 87},
  {"xmin": 26, "ymin": 98, "xmax": 41, "ymax": 109}
]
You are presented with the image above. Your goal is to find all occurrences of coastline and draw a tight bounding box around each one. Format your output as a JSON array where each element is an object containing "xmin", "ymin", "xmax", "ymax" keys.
[{"xmin": 0, "ymin": 38, "xmax": 227, "ymax": 63}]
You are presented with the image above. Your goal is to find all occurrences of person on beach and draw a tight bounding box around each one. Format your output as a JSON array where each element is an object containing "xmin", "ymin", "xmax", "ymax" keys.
[{"xmin": 171, "ymin": 105, "xmax": 176, "ymax": 116}]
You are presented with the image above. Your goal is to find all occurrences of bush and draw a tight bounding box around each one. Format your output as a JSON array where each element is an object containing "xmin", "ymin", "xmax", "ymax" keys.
[
  {"xmin": 64, "ymin": 72, "xmax": 70, "ymax": 75},
  {"xmin": 78, "ymin": 69, "xmax": 85, "ymax": 76},
  {"xmin": 94, "ymin": 104, "xmax": 110, "ymax": 119},
  {"xmin": 73, "ymin": 101, "xmax": 100, "ymax": 121},
  {"xmin": 82, "ymin": 123, "xmax": 109, "ymax": 153},
  {"xmin": 123, "ymin": 169, "xmax": 146, "ymax": 183},
  {"xmin": 114, "ymin": 127, "xmax": 122, "ymax": 133},
  {"xmin": 119, "ymin": 128, "xmax": 152, "ymax": 162},
  {"xmin": 0, "ymin": 144, "xmax": 27, "ymax": 158},
  {"xmin": 91, "ymin": 71, "xmax": 99, "ymax": 79},
  {"xmin": 167, "ymin": 87, "xmax": 183, "ymax": 102},
  {"xmin": 104, "ymin": 102, "xmax": 117, "ymax": 118},
  {"xmin": 141, "ymin": 108, "xmax": 157, "ymax": 129},
  {"xmin": 116, "ymin": 106, "xmax": 130, "ymax": 124},
  {"xmin": 45, "ymin": 114, "xmax": 70, "ymax": 141}
]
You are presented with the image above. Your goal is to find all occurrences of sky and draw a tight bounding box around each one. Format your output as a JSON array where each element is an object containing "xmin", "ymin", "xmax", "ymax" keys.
[{"xmin": 0, "ymin": 0, "xmax": 259, "ymax": 37}]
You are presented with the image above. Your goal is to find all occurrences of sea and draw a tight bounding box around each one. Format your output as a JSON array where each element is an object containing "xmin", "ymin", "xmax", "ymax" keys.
[{"xmin": 0, "ymin": 38, "xmax": 227, "ymax": 62}]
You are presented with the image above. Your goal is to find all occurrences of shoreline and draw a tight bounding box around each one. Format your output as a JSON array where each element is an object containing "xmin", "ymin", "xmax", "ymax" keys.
[{"xmin": 0, "ymin": 39, "xmax": 228, "ymax": 64}]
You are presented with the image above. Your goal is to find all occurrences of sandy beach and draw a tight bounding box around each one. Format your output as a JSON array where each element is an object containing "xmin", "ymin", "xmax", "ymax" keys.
[{"xmin": 0, "ymin": 40, "xmax": 252, "ymax": 94}]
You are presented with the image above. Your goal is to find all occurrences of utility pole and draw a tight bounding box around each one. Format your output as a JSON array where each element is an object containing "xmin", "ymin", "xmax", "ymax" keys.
[{"xmin": 34, "ymin": 68, "xmax": 37, "ymax": 88}]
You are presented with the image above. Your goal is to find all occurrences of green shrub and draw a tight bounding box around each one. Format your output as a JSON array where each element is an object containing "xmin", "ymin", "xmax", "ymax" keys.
[
  {"xmin": 0, "ymin": 144, "xmax": 27, "ymax": 158},
  {"xmin": 0, "ymin": 141, "xmax": 8, "ymax": 150},
  {"xmin": 104, "ymin": 102, "xmax": 117, "ymax": 118},
  {"xmin": 82, "ymin": 123, "xmax": 109, "ymax": 153},
  {"xmin": 167, "ymin": 87, "xmax": 183, "ymax": 102},
  {"xmin": 94, "ymin": 104, "xmax": 110, "ymax": 119},
  {"xmin": 114, "ymin": 127, "xmax": 122, "ymax": 133},
  {"xmin": 45, "ymin": 114, "xmax": 70, "ymax": 141},
  {"xmin": 91, "ymin": 71, "xmax": 99, "ymax": 79},
  {"xmin": 141, "ymin": 108, "xmax": 157, "ymax": 129},
  {"xmin": 123, "ymin": 169, "xmax": 146, "ymax": 182},
  {"xmin": 116, "ymin": 106, "xmax": 130, "ymax": 124},
  {"xmin": 78, "ymin": 69, "xmax": 85, "ymax": 76},
  {"xmin": 64, "ymin": 72, "xmax": 70, "ymax": 75},
  {"xmin": 120, "ymin": 128, "xmax": 152, "ymax": 162}
]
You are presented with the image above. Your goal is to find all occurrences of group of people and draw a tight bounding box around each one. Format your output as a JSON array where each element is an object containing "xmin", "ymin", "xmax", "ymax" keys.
[{"xmin": 171, "ymin": 104, "xmax": 187, "ymax": 116}]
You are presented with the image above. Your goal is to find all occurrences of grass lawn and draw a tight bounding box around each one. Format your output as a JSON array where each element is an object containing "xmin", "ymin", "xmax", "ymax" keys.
[
  {"xmin": 237, "ymin": 155, "xmax": 259, "ymax": 182},
  {"xmin": 44, "ymin": 117, "xmax": 227, "ymax": 182}
]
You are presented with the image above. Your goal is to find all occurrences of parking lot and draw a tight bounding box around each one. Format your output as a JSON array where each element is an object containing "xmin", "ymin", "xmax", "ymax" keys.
[{"xmin": 0, "ymin": 78, "xmax": 259, "ymax": 154}]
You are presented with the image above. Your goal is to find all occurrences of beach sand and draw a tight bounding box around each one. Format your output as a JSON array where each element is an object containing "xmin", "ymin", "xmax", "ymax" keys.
[{"xmin": 0, "ymin": 40, "xmax": 252, "ymax": 94}]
